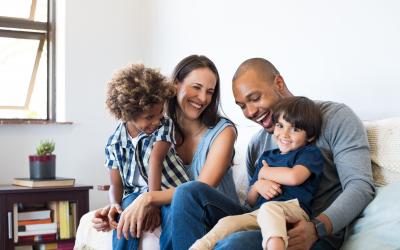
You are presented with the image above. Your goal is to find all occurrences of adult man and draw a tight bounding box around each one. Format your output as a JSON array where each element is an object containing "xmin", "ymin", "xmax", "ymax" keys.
[{"xmin": 170, "ymin": 58, "xmax": 375, "ymax": 250}]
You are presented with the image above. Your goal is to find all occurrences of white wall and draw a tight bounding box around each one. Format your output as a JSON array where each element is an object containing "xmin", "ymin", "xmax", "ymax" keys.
[
  {"xmin": 0, "ymin": 0, "xmax": 147, "ymax": 209},
  {"xmin": 1, "ymin": 0, "xmax": 399, "ymax": 209}
]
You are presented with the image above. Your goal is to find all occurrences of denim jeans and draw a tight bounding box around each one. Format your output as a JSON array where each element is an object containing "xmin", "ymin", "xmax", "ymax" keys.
[
  {"xmin": 112, "ymin": 191, "xmax": 141, "ymax": 250},
  {"xmin": 112, "ymin": 192, "xmax": 172, "ymax": 250},
  {"xmin": 214, "ymin": 230, "xmax": 335, "ymax": 250},
  {"xmin": 167, "ymin": 181, "xmax": 336, "ymax": 250},
  {"xmin": 160, "ymin": 204, "xmax": 172, "ymax": 250},
  {"xmin": 168, "ymin": 181, "xmax": 248, "ymax": 250}
]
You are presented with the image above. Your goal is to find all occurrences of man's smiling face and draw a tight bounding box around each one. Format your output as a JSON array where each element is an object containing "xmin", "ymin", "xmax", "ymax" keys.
[{"xmin": 232, "ymin": 69, "xmax": 284, "ymax": 134}]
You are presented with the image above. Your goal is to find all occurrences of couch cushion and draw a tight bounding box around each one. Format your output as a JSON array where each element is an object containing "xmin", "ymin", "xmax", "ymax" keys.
[
  {"xmin": 364, "ymin": 118, "xmax": 400, "ymax": 174},
  {"xmin": 341, "ymin": 182, "xmax": 400, "ymax": 250}
]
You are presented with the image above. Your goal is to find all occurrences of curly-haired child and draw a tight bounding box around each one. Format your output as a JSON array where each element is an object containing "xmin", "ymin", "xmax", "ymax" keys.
[{"xmin": 104, "ymin": 64, "xmax": 189, "ymax": 249}]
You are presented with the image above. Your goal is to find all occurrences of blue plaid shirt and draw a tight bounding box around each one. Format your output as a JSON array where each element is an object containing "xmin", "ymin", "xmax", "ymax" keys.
[{"xmin": 105, "ymin": 117, "xmax": 189, "ymax": 196}]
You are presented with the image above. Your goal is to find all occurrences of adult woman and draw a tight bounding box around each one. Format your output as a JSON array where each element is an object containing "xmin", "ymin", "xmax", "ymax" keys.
[{"xmin": 92, "ymin": 55, "xmax": 239, "ymax": 249}]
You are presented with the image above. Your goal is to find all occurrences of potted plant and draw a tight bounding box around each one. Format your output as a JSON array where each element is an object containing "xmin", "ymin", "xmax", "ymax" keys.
[{"xmin": 29, "ymin": 140, "xmax": 56, "ymax": 179}]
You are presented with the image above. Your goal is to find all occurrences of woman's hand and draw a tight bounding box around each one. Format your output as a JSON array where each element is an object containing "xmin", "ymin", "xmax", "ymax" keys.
[
  {"xmin": 117, "ymin": 192, "xmax": 158, "ymax": 239},
  {"xmin": 108, "ymin": 203, "xmax": 123, "ymax": 229},
  {"xmin": 92, "ymin": 205, "xmax": 112, "ymax": 232},
  {"xmin": 254, "ymin": 179, "xmax": 282, "ymax": 200}
]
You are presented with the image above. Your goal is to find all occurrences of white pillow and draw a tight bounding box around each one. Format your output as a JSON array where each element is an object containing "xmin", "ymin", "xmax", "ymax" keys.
[{"xmin": 364, "ymin": 118, "xmax": 400, "ymax": 174}]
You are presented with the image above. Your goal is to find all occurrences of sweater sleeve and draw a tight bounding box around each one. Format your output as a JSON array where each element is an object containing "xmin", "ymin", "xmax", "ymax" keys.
[{"xmin": 322, "ymin": 105, "xmax": 375, "ymax": 233}]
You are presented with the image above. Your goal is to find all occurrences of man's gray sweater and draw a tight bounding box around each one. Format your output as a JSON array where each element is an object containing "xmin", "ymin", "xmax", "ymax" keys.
[{"xmin": 246, "ymin": 101, "xmax": 375, "ymax": 248}]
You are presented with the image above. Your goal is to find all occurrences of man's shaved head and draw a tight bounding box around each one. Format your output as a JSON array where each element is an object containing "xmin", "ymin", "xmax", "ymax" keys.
[{"xmin": 232, "ymin": 58, "xmax": 280, "ymax": 83}]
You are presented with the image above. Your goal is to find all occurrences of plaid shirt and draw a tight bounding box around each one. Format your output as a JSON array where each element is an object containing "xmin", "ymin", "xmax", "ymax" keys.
[{"xmin": 105, "ymin": 117, "xmax": 189, "ymax": 195}]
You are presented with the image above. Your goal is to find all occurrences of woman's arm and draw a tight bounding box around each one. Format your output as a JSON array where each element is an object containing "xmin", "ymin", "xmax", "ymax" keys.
[{"xmin": 197, "ymin": 126, "xmax": 236, "ymax": 186}]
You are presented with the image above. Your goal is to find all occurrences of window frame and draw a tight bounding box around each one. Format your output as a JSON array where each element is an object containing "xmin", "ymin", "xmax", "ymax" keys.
[{"xmin": 0, "ymin": 0, "xmax": 56, "ymax": 123}]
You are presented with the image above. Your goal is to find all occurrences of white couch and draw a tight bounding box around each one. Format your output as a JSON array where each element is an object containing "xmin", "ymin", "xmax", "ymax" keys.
[{"xmin": 74, "ymin": 118, "xmax": 400, "ymax": 250}]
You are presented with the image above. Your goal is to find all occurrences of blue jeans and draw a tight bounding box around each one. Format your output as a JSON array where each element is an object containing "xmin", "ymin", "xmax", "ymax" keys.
[
  {"xmin": 214, "ymin": 230, "xmax": 335, "ymax": 250},
  {"xmin": 167, "ymin": 181, "xmax": 336, "ymax": 250},
  {"xmin": 112, "ymin": 192, "xmax": 141, "ymax": 250},
  {"xmin": 168, "ymin": 181, "xmax": 248, "ymax": 250},
  {"xmin": 112, "ymin": 192, "xmax": 172, "ymax": 250}
]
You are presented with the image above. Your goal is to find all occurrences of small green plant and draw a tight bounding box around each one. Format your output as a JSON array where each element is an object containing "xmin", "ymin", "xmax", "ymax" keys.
[{"xmin": 36, "ymin": 140, "xmax": 55, "ymax": 156}]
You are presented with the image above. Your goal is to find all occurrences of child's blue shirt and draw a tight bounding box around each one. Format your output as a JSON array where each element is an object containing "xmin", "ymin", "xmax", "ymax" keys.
[{"xmin": 250, "ymin": 144, "xmax": 323, "ymax": 215}]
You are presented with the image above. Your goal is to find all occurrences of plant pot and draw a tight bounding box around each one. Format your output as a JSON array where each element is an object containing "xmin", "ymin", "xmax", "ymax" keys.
[{"xmin": 29, "ymin": 155, "xmax": 56, "ymax": 179}]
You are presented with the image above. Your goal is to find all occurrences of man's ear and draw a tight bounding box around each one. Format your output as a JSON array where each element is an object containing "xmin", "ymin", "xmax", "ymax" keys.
[{"xmin": 274, "ymin": 75, "xmax": 286, "ymax": 95}]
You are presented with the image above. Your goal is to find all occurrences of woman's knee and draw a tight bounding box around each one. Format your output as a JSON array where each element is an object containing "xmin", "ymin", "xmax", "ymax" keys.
[{"xmin": 174, "ymin": 181, "xmax": 210, "ymax": 202}]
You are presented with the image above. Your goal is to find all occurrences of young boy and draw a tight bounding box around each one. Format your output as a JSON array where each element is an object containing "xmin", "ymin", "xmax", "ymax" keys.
[
  {"xmin": 190, "ymin": 96, "xmax": 323, "ymax": 250},
  {"xmin": 104, "ymin": 64, "xmax": 189, "ymax": 244}
]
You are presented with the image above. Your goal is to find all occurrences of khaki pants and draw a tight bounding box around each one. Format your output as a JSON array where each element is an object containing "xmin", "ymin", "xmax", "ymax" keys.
[{"xmin": 190, "ymin": 199, "xmax": 309, "ymax": 250}]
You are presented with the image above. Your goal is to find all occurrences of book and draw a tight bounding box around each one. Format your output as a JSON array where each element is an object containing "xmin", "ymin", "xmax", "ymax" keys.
[
  {"xmin": 59, "ymin": 201, "xmax": 71, "ymax": 239},
  {"xmin": 19, "ymin": 222, "xmax": 57, "ymax": 232},
  {"xmin": 39, "ymin": 243, "xmax": 58, "ymax": 250},
  {"xmin": 13, "ymin": 203, "xmax": 19, "ymax": 243},
  {"xmin": 18, "ymin": 210, "xmax": 51, "ymax": 221},
  {"xmin": 13, "ymin": 177, "xmax": 75, "ymax": 188},
  {"xmin": 18, "ymin": 233, "xmax": 57, "ymax": 243},
  {"xmin": 48, "ymin": 201, "xmax": 60, "ymax": 237},
  {"xmin": 15, "ymin": 246, "xmax": 33, "ymax": 250},
  {"xmin": 17, "ymin": 229, "xmax": 57, "ymax": 236},
  {"xmin": 18, "ymin": 218, "xmax": 52, "ymax": 226}
]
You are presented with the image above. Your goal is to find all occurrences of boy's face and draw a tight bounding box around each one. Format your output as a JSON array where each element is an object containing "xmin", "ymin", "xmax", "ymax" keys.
[
  {"xmin": 273, "ymin": 115, "xmax": 310, "ymax": 154},
  {"xmin": 128, "ymin": 103, "xmax": 164, "ymax": 136}
]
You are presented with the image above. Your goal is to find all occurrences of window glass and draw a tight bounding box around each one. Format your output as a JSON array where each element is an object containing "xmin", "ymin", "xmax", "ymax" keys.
[{"xmin": 0, "ymin": 0, "xmax": 51, "ymax": 120}]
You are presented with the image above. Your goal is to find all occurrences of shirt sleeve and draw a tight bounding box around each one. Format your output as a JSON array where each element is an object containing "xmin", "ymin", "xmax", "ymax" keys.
[
  {"xmin": 153, "ymin": 117, "xmax": 175, "ymax": 144},
  {"xmin": 104, "ymin": 145, "xmax": 118, "ymax": 169},
  {"xmin": 294, "ymin": 146, "xmax": 324, "ymax": 177},
  {"xmin": 320, "ymin": 105, "xmax": 375, "ymax": 233}
]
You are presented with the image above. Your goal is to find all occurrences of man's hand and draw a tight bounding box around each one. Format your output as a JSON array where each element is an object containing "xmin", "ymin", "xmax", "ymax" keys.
[
  {"xmin": 254, "ymin": 179, "xmax": 282, "ymax": 200},
  {"xmin": 92, "ymin": 205, "xmax": 112, "ymax": 232},
  {"xmin": 286, "ymin": 216, "xmax": 318, "ymax": 250}
]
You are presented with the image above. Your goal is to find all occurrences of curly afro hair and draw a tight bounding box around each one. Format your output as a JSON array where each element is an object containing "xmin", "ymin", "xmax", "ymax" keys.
[{"xmin": 106, "ymin": 64, "xmax": 175, "ymax": 121}]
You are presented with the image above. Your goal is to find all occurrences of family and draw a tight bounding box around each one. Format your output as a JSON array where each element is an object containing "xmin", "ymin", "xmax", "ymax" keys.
[{"xmin": 92, "ymin": 55, "xmax": 375, "ymax": 250}]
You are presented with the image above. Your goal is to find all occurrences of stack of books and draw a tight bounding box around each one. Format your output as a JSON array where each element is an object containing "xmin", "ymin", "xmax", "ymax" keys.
[
  {"xmin": 13, "ymin": 200, "xmax": 77, "ymax": 244},
  {"xmin": 16, "ymin": 208, "xmax": 57, "ymax": 242}
]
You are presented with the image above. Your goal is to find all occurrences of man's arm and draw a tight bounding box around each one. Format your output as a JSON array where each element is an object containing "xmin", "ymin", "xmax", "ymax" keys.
[
  {"xmin": 287, "ymin": 104, "xmax": 375, "ymax": 250},
  {"xmin": 319, "ymin": 105, "xmax": 375, "ymax": 233}
]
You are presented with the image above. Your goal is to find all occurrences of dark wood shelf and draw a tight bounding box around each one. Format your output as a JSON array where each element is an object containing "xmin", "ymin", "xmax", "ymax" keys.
[
  {"xmin": 0, "ymin": 184, "xmax": 92, "ymax": 249},
  {"xmin": 15, "ymin": 237, "xmax": 75, "ymax": 246}
]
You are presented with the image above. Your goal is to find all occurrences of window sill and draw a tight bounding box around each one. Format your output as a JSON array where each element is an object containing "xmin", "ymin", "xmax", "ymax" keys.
[{"xmin": 0, "ymin": 119, "xmax": 73, "ymax": 125}]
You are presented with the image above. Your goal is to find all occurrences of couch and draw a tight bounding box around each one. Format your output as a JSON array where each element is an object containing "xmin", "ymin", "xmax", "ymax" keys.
[{"xmin": 74, "ymin": 118, "xmax": 400, "ymax": 250}]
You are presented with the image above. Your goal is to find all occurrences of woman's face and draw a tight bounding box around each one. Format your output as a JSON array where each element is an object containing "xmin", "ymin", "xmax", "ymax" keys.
[{"xmin": 176, "ymin": 67, "xmax": 217, "ymax": 120}]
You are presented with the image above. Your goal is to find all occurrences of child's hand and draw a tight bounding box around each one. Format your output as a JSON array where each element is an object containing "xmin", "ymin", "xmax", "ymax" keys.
[
  {"xmin": 254, "ymin": 179, "xmax": 282, "ymax": 200},
  {"xmin": 92, "ymin": 205, "xmax": 112, "ymax": 232},
  {"xmin": 258, "ymin": 160, "xmax": 271, "ymax": 180},
  {"xmin": 108, "ymin": 203, "xmax": 123, "ymax": 229}
]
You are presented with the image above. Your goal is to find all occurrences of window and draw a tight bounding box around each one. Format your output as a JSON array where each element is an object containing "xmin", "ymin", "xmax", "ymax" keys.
[{"xmin": 0, "ymin": 0, "xmax": 55, "ymax": 121}]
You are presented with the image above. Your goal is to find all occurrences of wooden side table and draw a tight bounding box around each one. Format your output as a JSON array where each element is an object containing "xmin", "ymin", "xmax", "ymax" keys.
[{"xmin": 0, "ymin": 184, "xmax": 92, "ymax": 249}]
